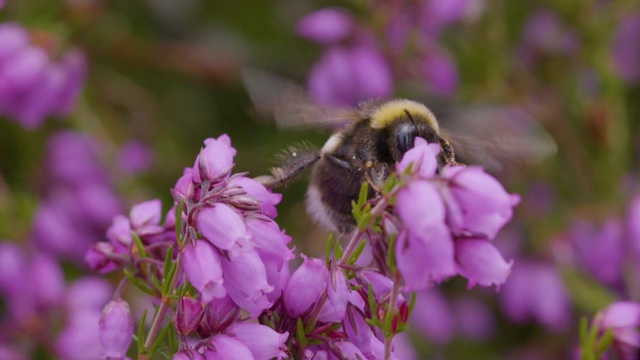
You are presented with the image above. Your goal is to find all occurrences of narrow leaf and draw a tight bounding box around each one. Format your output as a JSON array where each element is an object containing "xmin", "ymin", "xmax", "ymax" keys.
[
  {"xmin": 175, "ymin": 201, "xmax": 185, "ymax": 246},
  {"xmin": 124, "ymin": 269, "xmax": 156, "ymax": 296}
]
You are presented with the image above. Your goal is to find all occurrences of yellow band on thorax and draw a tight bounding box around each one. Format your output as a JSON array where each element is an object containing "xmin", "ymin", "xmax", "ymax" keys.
[{"xmin": 369, "ymin": 99, "xmax": 439, "ymax": 132}]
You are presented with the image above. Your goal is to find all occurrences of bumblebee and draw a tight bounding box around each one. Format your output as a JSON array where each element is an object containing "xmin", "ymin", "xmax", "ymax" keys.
[{"xmin": 244, "ymin": 70, "xmax": 555, "ymax": 233}]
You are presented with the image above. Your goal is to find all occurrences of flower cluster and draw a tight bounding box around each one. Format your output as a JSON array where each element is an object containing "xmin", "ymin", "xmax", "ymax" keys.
[
  {"xmin": 0, "ymin": 22, "xmax": 87, "ymax": 129},
  {"xmin": 88, "ymin": 135, "xmax": 293, "ymax": 358},
  {"xmin": 173, "ymin": 135, "xmax": 294, "ymax": 318},
  {"xmin": 389, "ymin": 138, "xmax": 518, "ymax": 291},
  {"xmin": 0, "ymin": 243, "xmax": 112, "ymax": 360},
  {"xmin": 296, "ymin": 3, "xmax": 479, "ymax": 105},
  {"xmin": 34, "ymin": 131, "xmax": 122, "ymax": 263},
  {"xmin": 85, "ymin": 132, "xmax": 521, "ymax": 359}
]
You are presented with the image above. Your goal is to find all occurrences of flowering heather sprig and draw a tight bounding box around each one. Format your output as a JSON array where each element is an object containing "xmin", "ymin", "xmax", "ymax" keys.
[
  {"xmin": 580, "ymin": 301, "xmax": 640, "ymax": 360},
  {"xmin": 355, "ymin": 137, "xmax": 517, "ymax": 291},
  {"xmin": 87, "ymin": 135, "xmax": 293, "ymax": 358},
  {"xmin": 0, "ymin": 23, "xmax": 87, "ymax": 129},
  {"xmin": 87, "ymin": 133, "xmax": 518, "ymax": 359}
]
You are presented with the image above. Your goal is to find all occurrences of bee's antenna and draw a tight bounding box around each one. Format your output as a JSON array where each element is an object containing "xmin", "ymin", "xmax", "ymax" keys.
[{"xmin": 403, "ymin": 109, "xmax": 422, "ymax": 137}]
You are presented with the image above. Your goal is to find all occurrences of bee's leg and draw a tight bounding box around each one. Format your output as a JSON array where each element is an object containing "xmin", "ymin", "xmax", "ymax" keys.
[
  {"xmin": 254, "ymin": 142, "xmax": 321, "ymax": 188},
  {"xmin": 364, "ymin": 162, "xmax": 387, "ymax": 193},
  {"xmin": 438, "ymin": 137, "xmax": 460, "ymax": 166},
  {"xmin": 324, "ymin": 154, "xmax": 352, "ymax": 170}
]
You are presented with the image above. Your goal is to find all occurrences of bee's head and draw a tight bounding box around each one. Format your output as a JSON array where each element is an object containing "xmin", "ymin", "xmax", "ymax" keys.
[{"xmin": 370, "ymin": 100, "xmax": 440, "ymax": 161}]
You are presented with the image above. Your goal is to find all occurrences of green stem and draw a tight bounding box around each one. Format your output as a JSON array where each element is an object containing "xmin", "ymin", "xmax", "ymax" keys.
[
  {"xmin": 384, "ymin": 271, "xmax": 402, "ymax": 360},
  {"xmin": 140, "ymin": 252, "xmax": 183, "ymax": 358}
]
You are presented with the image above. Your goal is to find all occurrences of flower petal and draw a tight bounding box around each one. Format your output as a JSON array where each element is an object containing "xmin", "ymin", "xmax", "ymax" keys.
[{"xmin": 455, "ymin": 239, "xmax": 513, "ymax": 288}]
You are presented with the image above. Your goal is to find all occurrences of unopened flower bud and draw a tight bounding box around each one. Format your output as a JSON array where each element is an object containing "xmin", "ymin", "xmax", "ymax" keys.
[
  {"xmin": 284, "ymin": 256, "xmax": 327, "ymax": 318},
  {"xmin": 198, "ymin": 296, "xmax": 240, "ymax": 337},
  {"xmin": 192, "ymin": 135, "xmax": 236, "ymax": 183},
  {"xmin": 182, "ymin": 240, "xmax": 226, "ymax": 303},
  {"xmin": 99, "ymin": 299, "xmax": 133, "ymax": 359},
  {"xmin": 174, "ymin": 296, "xmax": 204, "ymax": 336},
  {"xmin": 172, "ymin": 167, "xmax": 195, "ymax": 202}
]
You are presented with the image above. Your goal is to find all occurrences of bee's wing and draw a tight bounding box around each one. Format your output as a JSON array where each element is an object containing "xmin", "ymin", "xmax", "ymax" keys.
[
  {"xmin": 242, "ymin": 68, "xmax": 361, "ymax": 130},
  {"xmin": 439, "ymin": 106, "xmax": 557, "ymax": 172}
]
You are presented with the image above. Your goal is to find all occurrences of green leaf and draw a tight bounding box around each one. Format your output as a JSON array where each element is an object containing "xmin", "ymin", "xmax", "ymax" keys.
[
  {"xmin": 382, "ymin": 303, "xmax": 394, "ymax": 337},
  {"xmin": 579, "ymin": 317, "xmax": 589, "ymax": 349},
  {"xmin": 150, "ymin": 320, "xmax": 173, "ymax": 354},
  {"xmin": 167, "ymin": 322, "xmax": 179, "ymax": 354},
  {"xmin": 132, "ymin": 232, "xmax": 149, "ymax": 258},
  {"xmin": 386, "ymin": 233, "xmax": 397, "ymax": 270},
  {"xmin": 321, "ymin": 323, "xmax": 343, "ymax": 335},
  {"xmin": 351, "ymin": 200, "xmax": 360, "ymax": 219},
  {"xmin": 358, "ymin": 212, "xmax": 372, "ymax": 231},
  {"xmin": 325, "ymin": 234, "xmax": 336, "ymax": 263},
  {"xmin": 347, "ymin": 239, "xmax": 367, "ymax": 265},
  {"xmin": 595, "ymin": 328, "xmax": 614, "ymax": 357},
  {"xmin": 334, "ymin": 239, "xmax": 344, "ymax": 259},
  {"xmin": 151, "ymin": 275, "xmax": 162, "ymax": 292},
  {"xmin": 164, "ymin": 262, "xmax": 178, "ymax": 295},
  {"xmin": 124, "ymin": 269, "xmax": 156, "ymax": 296},
  {"xmin": 161, "ymin": 246, "xmax": 176, "ymax": 294},
  {"xmin": 295, "ymin": 318, "xmax": 307, "ymax": 347},
  {"xmin": 175, "ymin": 200, "xmax": 185, "ymax": 246},
  {"xmin": 161, "ymin": 246, "xmax": 174, "ymax": 285},
  {"xmin": 136, "ymin": 310, "xmax": 148, "ymax": 353},
  {"xmin": 382, "ymin": 173, "xmax": 398, "ymax": 195},
  {"xmin": 365, "ymin": 317, "xmax": 381, "ymax": 328},
  {"xmin": 358, "ymin": 182, "xmax": 369, "ymax": 206},
  {"xmin": 563, "ymin": 269, "xmax": 616, "ymax": 313},
  {"xmin": 367, "ymin": 284, "xmax": 377, "ymax": 320},
  {"xmin": 408, "ymin": 292, "xmax": 417, "ymax": 316}
]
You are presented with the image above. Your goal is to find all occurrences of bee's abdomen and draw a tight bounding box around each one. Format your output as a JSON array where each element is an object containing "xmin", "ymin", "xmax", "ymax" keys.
[{"xmin": 306, "ymin": 158, "xmax": 366, "ymax": 233}]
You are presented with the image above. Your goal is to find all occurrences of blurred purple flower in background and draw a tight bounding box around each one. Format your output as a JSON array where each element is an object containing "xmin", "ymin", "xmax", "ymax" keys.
[
  {"xmin": 296, "ymin": 8, "xmax": 354, "ymax": 44},
  {"xmin": 117, "ymin": 140, "xmax": 154, "ymax": 175},
  {"xmin": 569, "ymin": 218, "xmax": 625, "ymax": 287},
  {"xmin": 411, "ymin": 289, "xmax": 456, "ymax": 344},
  {"xmin": 0, "ymin": 241, "xmax": 112, "ymax": 359},
  {"xmin": 411, "ymin": 289, "xmax": 497, "ymax": 344},
  {"xmin": 33, "ymin": 131, "xmax": 122, "ymax": 262},
  {"xmin": 499, "ymin": 260, "xmax": 571, "ymax": 331},
  {"xmin": 626, "ymin": 195, "xmax": 640, "ymax": 257},
  {"xmin": 419, "ymin": 0, "xmax": 476, "ymax": 37},
  {"xmin": 419, "ymin": 49, "xmax": 459, "ymax": 97},
  {"xmin": 307, "ymin": 44, "xmax": 393, "ymax": 107},
  {"xmin": 518, "ymin": 9, "xmax": 581, "ymax": 66},
  {"xmin": 0, "ymin": 23, "xmax": 87, "ymax": 129},
  {"xmin": 612, "ymin": 13, "xmax": 640, "ymax": 83},
  {"xmin": 452, "ymin": 297, "xmax": 496, "ymax": 341}
]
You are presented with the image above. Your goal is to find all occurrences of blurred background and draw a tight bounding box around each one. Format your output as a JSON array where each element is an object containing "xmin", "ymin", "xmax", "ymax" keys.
[{"xmin": 0, "ymin": 0, "xmax": 639, "ymax": 359}]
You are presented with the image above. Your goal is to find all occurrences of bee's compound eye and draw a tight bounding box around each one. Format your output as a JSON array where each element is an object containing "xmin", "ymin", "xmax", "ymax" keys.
[{"xmin": 397, "ymin": 123, "xmax": 417, "ymax": 154}]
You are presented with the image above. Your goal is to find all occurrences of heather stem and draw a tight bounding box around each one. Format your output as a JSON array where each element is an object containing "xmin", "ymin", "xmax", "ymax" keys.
[
  {"xmin": 140, "ymin": 251, "xmax": 183, "ymax": 358},
  {"xmin": 384, "ymin": 271, "xmax": 402, "ymax": 360},
  {"xmin": 337, "ymin": 189, "xmax": 393, "ymax": 266}
]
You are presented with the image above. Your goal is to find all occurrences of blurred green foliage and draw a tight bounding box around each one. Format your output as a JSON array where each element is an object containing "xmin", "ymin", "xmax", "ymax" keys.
[{"xmin": 1, "ymin": 0, "xmax": 640, "ymax": 358}]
